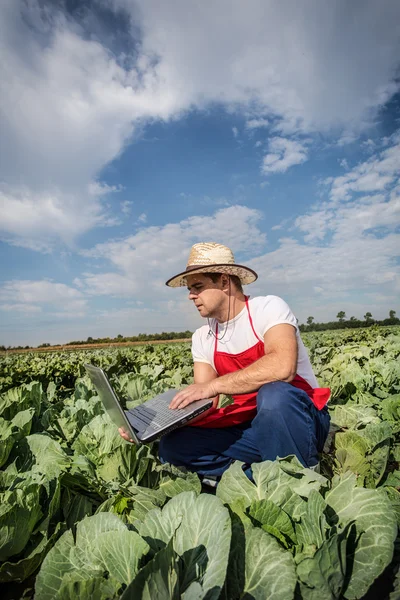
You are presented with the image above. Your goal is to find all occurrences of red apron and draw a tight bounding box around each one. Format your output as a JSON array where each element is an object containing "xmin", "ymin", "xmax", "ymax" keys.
[{"xmin": 191, "ymin": 297, "xmax": 330, "ymax": 428}]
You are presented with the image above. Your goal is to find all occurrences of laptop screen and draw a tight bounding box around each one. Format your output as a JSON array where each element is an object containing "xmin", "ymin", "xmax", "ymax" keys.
[{"xmin": 84, "ymin": 364, "xmax": 139, "ymax": 443}]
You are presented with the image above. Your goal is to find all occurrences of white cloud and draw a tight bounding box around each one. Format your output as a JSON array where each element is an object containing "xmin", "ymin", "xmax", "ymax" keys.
[
  {"xmin": 0, "ymin": 184, "xmax": 113, "ymax": 251},
  {"xmin": 88, "ymin": 182, "xmax": 124, "ymax": 197},
  {"xmin": 232, "ymin": 127, "xmax": 239, "ymax": 138},
  {"xmin": 248, "ymin": 231, "xmax": 399, "ymax": 311},
  {"xmin": 259, "ymin": 135, "xmax": 400, "ymax": 318},
  {"xmin": 78, "ymin": 272, "xmax": 139, "ymax": 297},
  {"xmin": 0, "ymin": 280, "xmax": 87, "ymax": 314},
  {"xmin": 96, "ymin": 300, "xmax": 197, "ymax": 333},
  {"xmin": 0, "ymin": 304, "xmax": 42, "ymax": 314},
  {"xmin": 336, "ymin": 132, "xmax": 359, "ymax": 147},
  {"xmin": 294, "ymin": 136, "xmax": 400, "ymax": 248},
  {"xmin": 261, "ymin": 137, "xmax": 308, "ymax": 174},
  {"xmin": 0, "ymin": 1, "xmax": 176, "ymax": 249},
  {"xmin": 246, "ymin": 119, "xmax": 269, "ymax": 130},
  {"xmin": 329, "ymin": 135, "xmax": 400, "ymax": 202},
  {"xmin": 121, "ymin": 201, "xmax": 133, "ymax": 215},
  {"xmin": 295, "ymin": 209, "xmax": 336, "ymax": 243},
  {"xmin": 122, "ymin": 0, "xmax": 400, "ymax": 133},
  {"xmin": 1, "ymin": 0, "xmax": 400, "ymax": 249},
  {"xmin": 79, "ymin": 205, "xmax": 266, "ymax": 299},
  {"xmin": 362, "ymin": 139, "xmax": 376, "ymax": 152}
]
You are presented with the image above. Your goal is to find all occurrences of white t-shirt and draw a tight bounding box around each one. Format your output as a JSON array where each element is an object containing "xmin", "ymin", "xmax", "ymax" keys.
[{"xmin": 191, "ymin": 295, "xmax": 318, "ymax": 389}]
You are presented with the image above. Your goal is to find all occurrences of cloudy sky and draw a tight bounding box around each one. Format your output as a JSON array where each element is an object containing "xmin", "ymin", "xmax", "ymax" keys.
[{"xmin": 1, "ymin": 0, "xmax": 400, "ymax": 347}]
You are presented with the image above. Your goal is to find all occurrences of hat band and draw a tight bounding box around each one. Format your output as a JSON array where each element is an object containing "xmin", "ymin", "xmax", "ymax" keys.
[{"xmin": 185, "ymin": 264, "xmax": 223, "ymax": 272}]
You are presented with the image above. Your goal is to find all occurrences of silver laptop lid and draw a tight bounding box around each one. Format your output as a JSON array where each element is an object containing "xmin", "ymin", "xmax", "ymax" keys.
[{"xmin": 84, "ymin": 364, "xmax": 140, "ymax": 444}]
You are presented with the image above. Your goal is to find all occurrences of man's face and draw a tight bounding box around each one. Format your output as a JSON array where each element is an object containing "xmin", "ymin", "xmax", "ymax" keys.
[{"xmin": 186, "ymin": 273, "xmax": 226, "ymax": 318}]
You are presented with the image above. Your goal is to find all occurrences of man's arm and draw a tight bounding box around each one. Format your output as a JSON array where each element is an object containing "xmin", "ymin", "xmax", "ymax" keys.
[
  {"xmin": 170, "ymin": 324, "xmax": 298, "ymax": 409},
  {"xmin": 187, "ymin": 362, "xmax": 219, "ymax": 424},
  {"xmin": 215, "ymin": 323, "xmax": 297, "ymax": 394},
  {"xmin": 118, "ymin": 362, "xmax": 219, "ymax": 442}
]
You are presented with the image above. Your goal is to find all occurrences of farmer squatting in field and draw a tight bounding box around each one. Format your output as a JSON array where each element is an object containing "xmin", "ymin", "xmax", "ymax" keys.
[{"xmin": 120, "ymin": 242, "xmax": 331, "ymax": 479}]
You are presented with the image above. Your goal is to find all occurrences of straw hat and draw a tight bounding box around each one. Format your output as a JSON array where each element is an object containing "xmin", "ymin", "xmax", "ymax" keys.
[{"xmin": 166, "ymin": 242, "xmax": 258, "ymax": 287}]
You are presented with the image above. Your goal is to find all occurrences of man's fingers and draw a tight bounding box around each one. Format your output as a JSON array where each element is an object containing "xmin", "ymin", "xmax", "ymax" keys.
[
  {"xmin": 169, "ymin": 391, "xmax": 186, "ymax": 409},
  {"xmin": 177, "ymin": 399, "xmax": 192, "ymax": 409},
  {"xmin": 118, "ymin": 427, "xmax": 135, "ymax": 444},
  {"xmin": 169, "ymin": 384, "xmax": 210, "ymax": 409}
]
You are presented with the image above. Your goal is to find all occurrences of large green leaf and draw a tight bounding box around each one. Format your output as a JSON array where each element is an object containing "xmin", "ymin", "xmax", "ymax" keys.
[
  {"xmin": 0, "ymin": 523, "xmax": 65, "ymax": 583},
  {"xmin": 119, "ymin": 374, "xmax": 153, "ymax": 406},
  {"xmin": 35, "ymin": 513, "xmax": 149, "ymax": 600},
  {"xmin": 248, "ymin": 499, "xmax": 296, "ymax": 546},
  {"xmin": 325, "ymin": 472, "xmax": 397, "ymax": 599},
  {"xmin": 96, "ymin": 485, "xmax": 167, "ymax": 523},
  {"xmin": 12, "ymin": 407, "xmax": 35, "ymax": 437},
  {"xmin": 0, "ymin": 381, "xmax": 43, "ymax": 419},
  {"xmin": 137, "ymin": 494, "xmax": 184, "ymax": 554},
  {"xmin": 56, "ymin": 573, "xmax": 120, "ymax": 600},
  {"xmin": 294, "ymin": 490, "xmax": 327, "ymax": 550},
  {"xmin": 0, "ymin": 418, "xmax": 15, "ymax": 468},
  {"xmin": 335, "ymin": 423, "xmax": 392, "ymax": 487},
  {"xmin": 216, "ymin": 461, "xmax": 258, "ymax": 508},
  {"xmin": 334, "ymin": 431, "xmax": 370, "ymax": 481},
  {"xmin": 72, "ymin": 413, "xmax": 125, "ymax": 465},
  {"xmin": 173, "ymin": 493, "xmax": 231, "ymax": 597},
  {"xmin": 358, "ymin": 422, "xmax": 392, "ymax": 486},
  {"xmin": 24, "ymin": 434, "xmax": 71, "ymax": 478},
  {"xmin": 91, "ymin": 529, "xmax": 149, "ymax": 584},
  {"xmin": 62, "ymin": 490, "xmax": 93, "ymax": 529},
  {"xmin": 217, "ymin": 458, "xmax": 327, "ymax": 520},
  {"xmin": 242, "ymin": 526, "xmax": 296, "ymax": 599},
  {"xmin": 384, "ymin": 486, "xmax": 400, "ymax": 527},
  {"xmin": 222, "ymin": 513, "xmax": 247, "ymax": 599},
  {"xmin": 121, "ymin": 541, "xmax": 180, "ymax": 600},
  {"xmin": 139, "ymin": 492, "xmax": 231, "ymax": 598},
  {"xmin": 156, "ymin": 463, "xmax": 202, "ymax": 498},
  {"xmin": 273, "ymin": 457, "xmax": 328, "ymax": 499},
  {"xmin": 127, "ymin": 486, "xmax": 167, "ymax": 521},
  {"xmin": 330, "ymin": 405, "xmax": 380, "ymax": 429},
  {"xmin": 296, "ymin": 523, "xmax": 352, "ymax": 600},
  {"xmin": 0, "ymin": 408, "xmax": 35, "ymax": 468},
  {"xmin": 0, "ymin": 485, "xmax": 43, "ymax": 561},
  {"xmin": 379, "ymin": 394, "xmax": 400, "ymax": 423}
]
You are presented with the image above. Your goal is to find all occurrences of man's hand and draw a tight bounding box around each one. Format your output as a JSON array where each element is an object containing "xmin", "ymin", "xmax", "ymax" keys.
[
  {"xmin": 169, "ymin": 380, "xmax": 218, "ymax": 409},
  {"xmin": 118, "ymin": 427, "xmax": 135, "ymax": 444}
]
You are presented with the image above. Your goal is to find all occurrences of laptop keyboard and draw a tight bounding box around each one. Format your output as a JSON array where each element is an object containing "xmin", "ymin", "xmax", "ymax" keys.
[{"xmin": 133, "ymin": 402, "xmax": 183, "ymax": 430}]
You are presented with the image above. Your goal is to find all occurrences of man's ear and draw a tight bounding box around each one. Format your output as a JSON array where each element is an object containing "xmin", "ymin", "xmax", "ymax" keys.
[{"xmin": 221, "ymin": 276, "xmax": 230, "ymax": 290}]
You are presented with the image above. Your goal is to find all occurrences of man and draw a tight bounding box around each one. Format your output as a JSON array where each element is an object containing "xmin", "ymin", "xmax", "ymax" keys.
[{"xmin": 121, "ymin": 242, "xmax": 330, "ymax": 478}]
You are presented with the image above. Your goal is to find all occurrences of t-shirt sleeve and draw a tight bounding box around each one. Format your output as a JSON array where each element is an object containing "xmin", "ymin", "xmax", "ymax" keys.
[
  {"xmin": 256, "ymin": 295, "xmax": 299, "ymax": 337},
  {"xmin": 191, "ymin": 329, "xmax": 213, "ymax": 366}
]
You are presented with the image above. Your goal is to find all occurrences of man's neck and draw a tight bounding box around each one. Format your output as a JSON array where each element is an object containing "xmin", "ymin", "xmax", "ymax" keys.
[{"xmin": 215, "ymin": 293, "xmax": 247, "ymax": 324}]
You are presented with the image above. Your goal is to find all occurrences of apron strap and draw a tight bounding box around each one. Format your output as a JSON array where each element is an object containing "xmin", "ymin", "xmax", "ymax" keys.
[{"xmin": 245, "ymin": 296, "xmax": 263, "ymax": 343}]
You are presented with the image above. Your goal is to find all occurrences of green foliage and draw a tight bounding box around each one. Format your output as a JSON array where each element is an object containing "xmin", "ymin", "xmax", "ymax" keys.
[{"xmin": 0, "ymin": 327, "xmax": 399, "ymax": 599}]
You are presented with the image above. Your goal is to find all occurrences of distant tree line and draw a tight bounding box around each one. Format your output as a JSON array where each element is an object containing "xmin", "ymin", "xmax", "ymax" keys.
[
  {"xmin": 65, "ymin": 330, "xmax": 193, "ymax": 346},
  {"xmin": 299, "ymin": 310, "xmax": 399, "ymax": 332},
  {"xmin": 1, "ymin": 311, "xmax": 399, "ymax": 350},
  {"xmin": 0, "ymin": 330, "xmax": 194, "ymax": 351}
]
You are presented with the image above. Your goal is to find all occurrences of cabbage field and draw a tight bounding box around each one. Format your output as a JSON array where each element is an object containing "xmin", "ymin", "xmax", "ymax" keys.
[{"xmin": 1, "ymin": 326, "xmax": 399, "ymax": 599}]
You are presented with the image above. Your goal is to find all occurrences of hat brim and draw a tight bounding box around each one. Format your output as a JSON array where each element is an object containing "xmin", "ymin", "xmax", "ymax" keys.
[{"xmin": 165, "ymin": 264, "xmax": 258, "ymax": 287}]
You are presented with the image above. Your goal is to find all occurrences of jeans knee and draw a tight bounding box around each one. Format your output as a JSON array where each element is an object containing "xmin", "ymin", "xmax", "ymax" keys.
[
  {"xmin": 256, "ymin": 381, "xmax": 293, "ymax": 413},
  {"xmin": 158, "ymin": 431, "xmax": 182, "ymax": 465}
]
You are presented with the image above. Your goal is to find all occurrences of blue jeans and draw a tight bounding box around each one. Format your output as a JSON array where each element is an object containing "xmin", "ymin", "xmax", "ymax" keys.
[{"xmin": 158, "ymin": 381, "xmax": 330, "ymax": 477}]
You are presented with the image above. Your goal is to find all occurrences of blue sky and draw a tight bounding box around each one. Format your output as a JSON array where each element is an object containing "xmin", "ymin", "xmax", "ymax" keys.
[{"xmin": 1, "ymin": 0, "xmax": 400, "ymax": 347}]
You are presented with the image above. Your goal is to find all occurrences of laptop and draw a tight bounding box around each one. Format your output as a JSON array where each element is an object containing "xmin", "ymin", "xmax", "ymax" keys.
[{"xmin": 84, "ymin": 364, "xmax": 213, "ymax": 443}]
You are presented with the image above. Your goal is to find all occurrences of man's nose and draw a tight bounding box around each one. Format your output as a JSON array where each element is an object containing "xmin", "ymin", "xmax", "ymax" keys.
[{"xmin": 188, "ymin": 290, "xmax": 198, "ymax": 299}]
